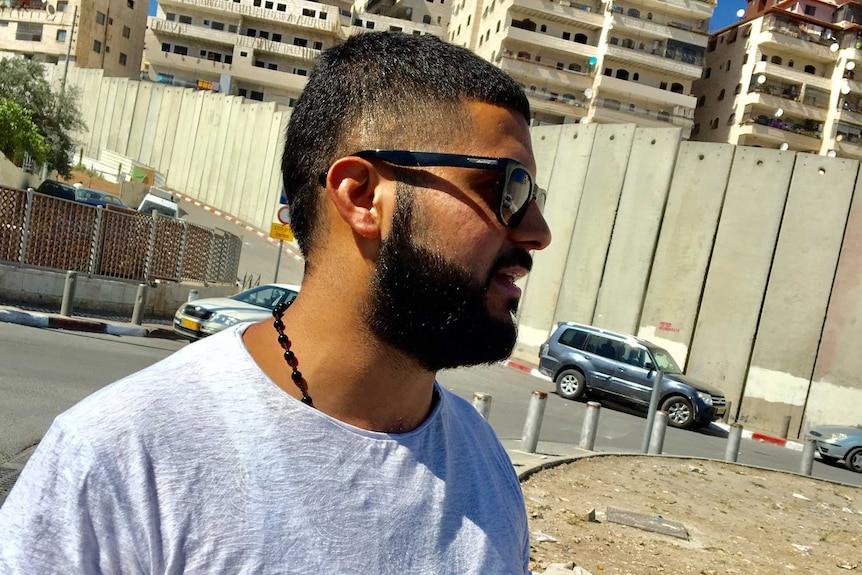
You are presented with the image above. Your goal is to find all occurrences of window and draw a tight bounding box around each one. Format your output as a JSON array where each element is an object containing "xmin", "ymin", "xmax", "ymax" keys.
[
  {"xmin": 127, "ymin": 0, "xmax": 134, "ymax": 8},
  {"xmin": 467, "ymin": 15, "xmax": 471, "ymax": 25},
  {"xmin": 272, "ymin": 33, "xmax": 282, "ymax": 42},
  {"xmin": 93, "ymin": 39, "xmax": 102, "ymax": 53},
  {"xmin": 804, "ymin": 64, "xmax": 816, "ymax": 74},
  {"xmin": 122, "ymin": 25, "xmax": 130, "ymax": 38},
  {"xmin": 727, "ymin": 113, "xmax": 736, "ymax": 125},
  {"xmin": 293, "ymin": 37, "xmax": 307, "ymax": 47},
  {"xmin": 56, "ymin": 29, "xmax": 66, "ymax": 41},
  {"xmin": 603, "ymin": 98, "xmax": 621, "ymax": 110},
  {"xmin": 633, "ymin": 72, "xmax": 639, "ymax": 81},
  {"xmin": 238, "ymin": 88, "xmax": 247, "ymax": 97},
  {"xmin": 626, "ymin": 8, "xmax": 639, "ymax": 17},
  {"xmin": 265, "ymin": 1, "xmax": 273, "ymax": 8},
  {"xmin": 574, "ymin": 33, "xmax": 587, "ymax": 43},
  {"xmin": 246, "ymin": 28, "xmax": 256, "ymax": 36},
  {"xmin": 365, "ymin": 21, "xmax": 375, "ymax": 29},
  {"xmin": 423, "ymin": 15, "xmax": 431, "ymax": 23},
  {"xmin": 267, "ymin": 63, "xmax": 277, "ymax": 70},
  {"xmin": 496, "ymin": 21, "xmax": 500, "ymax": 32},
  {"xmin": 603, "ymin": 68, "xmax": 612, "ymax": 76},
  {"xmin": 250, "ymin": 90, "xmax": 264, "ymax": 101},
  {"xmin": 179, "ymin": 15, "xmax": 192, "ymax": 24},
  {"xmin": 293, "ymin": 67, "xmax": 308, "ymax": 76},
  {"xmin": 568, "ymin": 63, "xmax": 581, "ymax": 72},
  {"xmin": 119, "ymin": 53, "xmax": 127, "ymax": 65},
  {"xmin": 313, "ymin": 41, "xmax": 322, "ymax": 50},
  {"xmin": 96, "ymin": 11, "xmax": 105, "ymax": 24},
  {"xmin": 771, "ymin": 55, "xmax": 781, "ymax": 64},
  {"xmin": 646, "ymin": 12, "xmax": 652, "ymax": 19},
  {"xmin": 161, "ymin": 42, "xmax": 170, "ymax": 52},
  {"xmin": 743, "ymin": 53, "xmax": 748, "ymax": 64},
  {"xmin": 259, "ymin": 31, "xmax": 269, "ymax": 39},
  {"xmin": 278, "ymin": 3, "xmax": 286, "ymax": 10},
  {"xmin": 609, "ymin": 36, "xmax": 618, "ymax": 45},
  {"xmin": 302, "ymin": 8, "xmax": 314, "ymax": 16},
  {"xmin": 788, "ymin": 59, "xmax": 794, "ymax": 68},
  {"xmin": 696, "ymin": 95, "xmax": 705, "ymax": 107},
  {"xmin": 240, "ymin": 51, "xmax": 248, "ymax": 57},
  {"xmin": 173, "ymin": 45, "xmax": 188, "ymax": 55},
  {"xmin": 540, "ymin": 24, "xmax": 547, "ymax": 32},
  {"xmin": 105, "ymin": 45, "xmax": 110, "ymax": 53},
  {"xmin": 254, "ymin": 60, "xmax": 264, "ymax": 68},
  {"xmin": 691, "ymin": 123, "xmax": 700, "ymax": 136},
  {"xmin": 211, "ymin": 21, "xmax": 224, "ymax": 31},
  {"xmin": 804, "ymin": 4, "xmax": 816, "ymax": 15},
  {"xmin": 718, "ymin": 89, "xmax": 725, "ymax": 100},
  {"xmin": 710, "ymin": 117, "xmax": 719, "ymax": 129},
  {"xmin": 559, "ymin": 329, "xmax": 588, "ymax": 350},
  {"xmin": 735, "ymin": 83, "xmax": 742, "ymax": 95},
  {"xmin": 57, "ymin": 0, "xmax": 67, "ymax": 10},
  {"xmin": 224, "ymin": 55, "xmax": 232, "ymax": 64},
  {"xmin": 671, "ymin": 82, "xmax": 684, "ymax": 93},
  {"xmin": 726, "ymin": 59, "xmax": 731, "ymax": 70},
  {"xmin": 165, "ymin": 12, "xmax": 175, "ymax": 20},
  {"xmin": 228, "ymin": 24, "xmax": 237, "ymax": 32},
  {"xmin": 556, "ymin": 62, "xmax": 564, "ymax": 70},
  {"xmin": 562, "ymin": 31, "xmax": 570, "ymax": 40},
  {"xmin": 704, "ymin": 67, "xmax": 711, "ymax": 79}
]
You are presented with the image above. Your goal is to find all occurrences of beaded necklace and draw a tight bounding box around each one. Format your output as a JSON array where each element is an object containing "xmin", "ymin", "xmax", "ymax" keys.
[{"xmin": 272, "ymin": 301, "xmax": 313, "ymax": 407}]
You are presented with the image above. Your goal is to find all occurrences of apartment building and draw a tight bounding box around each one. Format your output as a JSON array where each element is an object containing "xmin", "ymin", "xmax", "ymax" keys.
[
  {"xmin": 0, "ymin": 0, "xmax": 148, "ymax": 78},
  {"xmin": 692, "ymin": 0, "xmax": 862, "ymax": 159},
  {"xmin": 143, "ymin": 0, "xmax": 444, "ymax": 107},
  {"xmin": 447, "ymin": 0, "xmax": 715, "ymax": 135}
]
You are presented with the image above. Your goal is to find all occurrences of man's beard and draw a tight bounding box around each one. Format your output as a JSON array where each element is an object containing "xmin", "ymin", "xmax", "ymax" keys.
[{"xmin": 365, "ymin": 186, "xmax": 533, "ymax": 372}]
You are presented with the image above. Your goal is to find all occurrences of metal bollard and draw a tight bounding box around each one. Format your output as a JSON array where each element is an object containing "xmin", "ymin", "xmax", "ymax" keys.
[
  {"xmin": 187, "ymin": 289, "xmax": 199, "ymax": 302},
  {"xmin": 472, "ymin": 392, "xmax": 492, "ymax": 421},
  {"xmin": 60, "ymin": 271, "xmax": 77, "ymax": 316},
  {"xmin": 722, "ymin": 400, "xmax": 732, "ymax": 423},
  {"xmin": 579, "ymin": 401, "xmax": 601, "ymax": 451},
  {"xmin": 725, "ymin": 422, "xmax": 743, "ymax": 462},
  {"xmin": 520, "ymin": 391, "xmax": 548, "ymax": 454},
  {"xmin": 648, "ymin": 411, "xmax": 668, "ymax": 454},
  {"xmin": 800, "ymin": 437, "xmax": 817, "ymax": 476},
  {"xmin": 131, "ymin": 284, "xmax": 148, "ymax": 325},
  {"xmin": 780, "ymin": 415, "xmax": 792, "ymax": 439}
]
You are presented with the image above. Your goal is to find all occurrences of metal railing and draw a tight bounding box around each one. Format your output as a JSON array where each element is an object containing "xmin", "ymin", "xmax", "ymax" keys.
[{"xmin": 0, "ymin": 187, "xmax": 241, "ymax": 285}]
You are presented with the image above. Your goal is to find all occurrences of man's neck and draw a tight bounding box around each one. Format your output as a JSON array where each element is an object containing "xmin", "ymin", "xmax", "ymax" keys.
[{"xmin": 242, "ymin": 285, "xmax": 437, "ymax": 434}]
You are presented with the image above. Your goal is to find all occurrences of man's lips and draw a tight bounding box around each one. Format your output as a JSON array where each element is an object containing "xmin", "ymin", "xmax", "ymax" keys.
[{"xmin": 490, "ymin": 267, "xmax": 529, "ymax": 298}]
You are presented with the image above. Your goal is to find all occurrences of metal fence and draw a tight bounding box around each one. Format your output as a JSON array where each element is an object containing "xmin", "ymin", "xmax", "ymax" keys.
[{"xmin": 0, "ymin": 186, "xmax": 241, "ymax": 285}]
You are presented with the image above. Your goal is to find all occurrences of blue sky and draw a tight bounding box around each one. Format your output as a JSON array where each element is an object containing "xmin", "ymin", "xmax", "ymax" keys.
[{"xmin": 147, "ymin": 0, "xmax": 747, "ymax": 37}]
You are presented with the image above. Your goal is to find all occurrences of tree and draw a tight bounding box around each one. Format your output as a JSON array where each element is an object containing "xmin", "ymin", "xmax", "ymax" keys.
[
  {"xmin": 0, "ymin": 99, "xmax": 49, "ymax": 166},
  {"xmin": 0, "ymin": 57, "xmax": 86, "ymax": 177}
]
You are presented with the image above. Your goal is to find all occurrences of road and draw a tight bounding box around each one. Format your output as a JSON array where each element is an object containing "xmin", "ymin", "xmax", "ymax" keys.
[{"xmin": 2, "ymin": 321, "xmax": 860, "ymax": 490}]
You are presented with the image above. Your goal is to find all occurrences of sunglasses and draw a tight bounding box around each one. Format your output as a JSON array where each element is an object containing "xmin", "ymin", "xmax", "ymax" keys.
[{"xmin": 319, "ymin": 150, "xmax": 545, "ymax": 228}]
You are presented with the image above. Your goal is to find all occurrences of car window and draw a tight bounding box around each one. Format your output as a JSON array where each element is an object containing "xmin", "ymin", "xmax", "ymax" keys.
[
  {"xmin": 233, "ymin": 286, "xmax": 297, "ymax": 310},
  {"xmin": 587, "ymin": 335, "xmax": 621, "ymax": 360},
  {"xmin": 559, "ymin": 328, "xmax": 587, "ymax": 350},
  {"xmin": 619, "ymin": 343, "xmax": 644, "ymax": 367},
  {"xmin": 650, "ymin": 348, "xmax": 683, "ymax": 374}
]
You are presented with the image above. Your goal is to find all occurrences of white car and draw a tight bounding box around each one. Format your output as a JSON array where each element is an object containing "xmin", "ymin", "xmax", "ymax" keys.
[{"xmin": 173, "ymin": 283, "xmax": 300, "ymax": 340}]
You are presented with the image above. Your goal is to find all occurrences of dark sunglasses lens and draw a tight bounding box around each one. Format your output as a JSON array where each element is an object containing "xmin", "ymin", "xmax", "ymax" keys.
[{"xmin": 501, "ymin": 167, "xmax": 533, "ymax": 225}]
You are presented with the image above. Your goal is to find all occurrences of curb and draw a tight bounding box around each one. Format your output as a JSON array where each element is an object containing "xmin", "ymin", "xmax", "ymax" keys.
[
  {"xmin": 500, "ymin": 358, "xmax": 804, "ymax": 452},
  {"xmin": 174, "ymin": 193, "xmax": 305, "ymax": 265},
  {"xmin": 0, "ymin": 308, "xmax": 184, "ymax": 340}
]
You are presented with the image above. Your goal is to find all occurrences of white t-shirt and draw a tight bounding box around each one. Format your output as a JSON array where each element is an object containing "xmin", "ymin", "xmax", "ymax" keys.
[{"xmin": 0, "ymin": 324, "xmax": 529, "ymax": 574}]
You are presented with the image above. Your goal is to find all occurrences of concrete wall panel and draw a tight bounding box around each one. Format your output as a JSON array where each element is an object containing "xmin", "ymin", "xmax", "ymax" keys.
[
  {"xmin": 638, "ymin": 142, "xmax": 734, "ymax": 365},
  {"xmin": 592, "ymin": 128, "xmax": 680, "ymax": 335},
  {"xmin": 80, "ymin": 70, "xmax": 104, "ymax": 153},
  {"xmin": 167, "ymin": 90, "xmax": 198, "ymax": 191},
  {"xmin": 115, "ymin": 79, "xmax": 138, "ymax": 156},
  {"xmin": 126, "ymin": 81, "xmax": 153, "ymax": 161},
  {"xmin": 686, "ymin": 147, "xmax": 794, "ymax": 405},
  {"xmin": 553, "ymin": 124, "xmax": 635, "ymax": 329},
  {"xmin": 809, "ymin": 168, "xmax": 862, "ymax": 428},
  {"xmin": 513, "ymin": 124, "xmax": 594, "ymax": 362},
  {"xmin": 137, "ymin": 83, "xmax": 163, "ymax": 167},
  {"xmin": 230, "ymin": 105, "xmax": 259, "ymax": 222},
  {"xmin": 740, "ymin": 155, "xmax": 857, "ymax": 433},
  {"xmin": 89, "ymin": 76, "xmax": 112, "ymax": 155},
  {"xmin": 106, "ymin": 78, "xmax": 129, "ymax": 154},
  {"xmin": 212, "ymin": 97, "xmax": 241, "ymax": 212},
  {"xmin": 198, "ymin": 94, "xmax": 225, "ymax": 207},
  {"xmin": 185, "ymin": 92, "xmax": 213, "ymax": 200},
  {"xmin": 244, "ymin": 103, "xmax": 277, "ymax": 227},
  {"xmin": 150, "ymin": 87, "xmax": 182, "ymax": 172},
  {"xmin": 256, "ymin": 109, "xmax": 287, "ymax": 231},
  {"xmin": 222, "ymin": 104, "xmax": 249, "ymax": 219}
]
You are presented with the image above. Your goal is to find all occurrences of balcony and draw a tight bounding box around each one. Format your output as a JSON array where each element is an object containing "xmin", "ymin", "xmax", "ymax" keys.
[
  {"xmin": 504, "ymin": 26, "xmax": 599, "ymax": 60},
  {"xmin": 510, "ymin": 0, "xmax": 604, "ymax": 29},
  {"xmin": 528, "ymin": 93, "xmax": 589, "ymax": 119},
  {"xmin": 738, "ymin": 114, "xmax": 822, "ymax": 147},
  {"xmin": 636, "ymin": 0, "xmax": 715, "ymax": 20},
  {"xmin": 231, "ymin": 58, "xmax": 308, "ymax": 92},
  {"xmin": 235, "ymin": 35, "xmax": 320, "ymax": 62},
  {"xmin": 592, "ymin": 97, "xmax": 693, "ymax": 129},
  {"xmin": 751, "ymin": 61, "xmax": 832, "ymax": 91},
  {"xmin": 755, "ymin": 15, "xmax": 839, "ymax": 62},
  {"xmin": 604, "ymin": 43, "xmax": 701, "ymax": 79},
  {"xmin": 499, "ymin": 55, "xmax": 594, "ymax": 93},
  {"xmin": 610, "ymin": 13, "xmax": 708, "ymax": 45},
  {"xmin": 157, "ymin": 0, "xmax": 344, "ymax": 36},
  {"xmin": 150, "ymin": 18, "xmax": 237, "ymax": 47},
  {"xmin": 0, "ymin": 7, "xmax": 76, "ymax": 25},
  {"xmin": 596, "ymin": 75, "xmax": 695, "ymax": 108},
  {"xmin": 149, "ymin": 50, "xmax": 234, "ymax": 76},
  {"xmin": 744, "ymin": 86, "xmax": 828, "ymax": 122}
]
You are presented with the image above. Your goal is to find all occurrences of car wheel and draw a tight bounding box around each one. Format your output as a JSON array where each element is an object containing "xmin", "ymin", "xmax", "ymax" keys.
[
  {"xmin": 844, "ymin": 447, "xmax": 862, "ymax": 473},
  {"xmin": 556, "ymin": 369, "xmax": 586, "ymax": 400},
  {"xmin": 661, "ymin": 396, "xmax": 694, "ymax": 429}
]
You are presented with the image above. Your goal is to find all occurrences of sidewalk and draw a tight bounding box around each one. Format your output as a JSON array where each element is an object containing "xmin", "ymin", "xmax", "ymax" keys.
[{"xmin": 0, "ymin": 305, "xmax": 185, "ymax": 340}]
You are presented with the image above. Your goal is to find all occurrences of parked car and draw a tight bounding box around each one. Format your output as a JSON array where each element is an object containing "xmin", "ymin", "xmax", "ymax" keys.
[
  {"xmin": 74, "ymin": 187, "xmax": 131, "ymax": 209},
  {"xmin": 33, "ymin": 179, "xmax": 76, "ymax": 201},
  {"xmin": 808, "ymin": 424, "xmax": 862, "ymax": 473},
  {"xmin": 173, "ymin": 283, "xmax": 301, "ymax": 340},
  {"xmin": 538, "ymin": 322, "xmax": 727, "ymax": 429},
  {"xmin": 138, "ymin": 188, "xmax": 180, "ymax": 219}
]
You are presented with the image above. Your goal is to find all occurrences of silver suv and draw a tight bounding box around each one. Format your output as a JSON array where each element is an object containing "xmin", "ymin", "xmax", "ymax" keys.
[{"xmin": 538, "ymin": 322, "xmax": 727, "ymax": 429}]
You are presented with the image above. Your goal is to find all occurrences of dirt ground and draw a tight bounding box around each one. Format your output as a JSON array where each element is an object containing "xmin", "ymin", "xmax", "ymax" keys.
[{"xmin": 524, "ymin": 455, "xmax": 862, "ymax": 574}]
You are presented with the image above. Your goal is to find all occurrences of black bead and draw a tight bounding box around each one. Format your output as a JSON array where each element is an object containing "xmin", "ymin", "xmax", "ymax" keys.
[
  {"xmin": 273, "ymin": 319, "xmax": 284, "ymax": 331},
  {"xmin": 301, "ymin": 395, "xmax": 313, "ymax": 406},
  {"xmin": 277, "ymin": 333, "xmax": 289, "ymax": 346},
  {"xmin": 283, "ymin": 350, "xmax": 295, "ymax": 363},
  {"xmin": 291, "ymin": 370, "xmax": 303, "ymax": 383}
]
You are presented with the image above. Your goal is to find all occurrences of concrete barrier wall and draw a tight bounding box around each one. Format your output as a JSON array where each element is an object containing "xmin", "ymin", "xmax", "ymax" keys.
[
  {"xmin": 37, "ymin": 64, "xmax": 862, "ymax": 433},
  {"xmin": 0, "ymin": 264, "xmax": 235, "ymax": 318}
]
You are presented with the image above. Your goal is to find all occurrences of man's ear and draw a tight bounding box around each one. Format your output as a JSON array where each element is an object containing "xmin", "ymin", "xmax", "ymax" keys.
[{"xmin": 324, "ymin": 157, "xmax": 384, "ymax": 239}]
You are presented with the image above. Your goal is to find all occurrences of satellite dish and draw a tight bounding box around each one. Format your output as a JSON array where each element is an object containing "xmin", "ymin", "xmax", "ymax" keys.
[
  {"xmin": 827, "ymin": 150, "xmax": 837, "ymax": 157},
  {"xmin": 774, "ymin": 108, "xmax": 783, "ymax": 117},
  {"xmin": 493, "ymin": 50, "xmax": 503, "ymax": 63},
  {"xmin": 584, "ymin": 88, "xmax": 593, "ymax": 99},
  {"xmin": 756, "ymin": 74, "xmax": 767, "ymax": 84},
  {"xmin": 842, "ymin": 84, "xmax": 851, "ymax": 94},
  {"xmin": 47, "ymin": 3, "xmax": 55, "ymax": 14},
  {"xmin": 736, "ymin": 8, "xmax": 745, "ymax": 18},
  {"xmin": 579, "ymin": 117, "xmax": 590, "ymax": 124},
  {"xmin": 848, "ymin": 61, "xmax": 856, "ymax": 70},
  {"xmin": 831, "ymin": 43, "xmax": 840, "ymax": 52},
  {"xmin": 779, "ymin": 143, "xmax": 789, "ymax": 151}
]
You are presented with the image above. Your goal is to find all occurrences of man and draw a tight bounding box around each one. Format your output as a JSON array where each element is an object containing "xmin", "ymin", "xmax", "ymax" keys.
[{"xmin": 0, "ymin": 32, "xmax": 551, "ymax": 572}]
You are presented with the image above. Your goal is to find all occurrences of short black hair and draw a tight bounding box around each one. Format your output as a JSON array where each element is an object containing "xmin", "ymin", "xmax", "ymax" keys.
[{"xmin": 281, "ymin": 32, "xmax": 530, "ymax": 265}]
